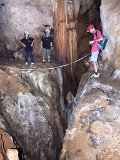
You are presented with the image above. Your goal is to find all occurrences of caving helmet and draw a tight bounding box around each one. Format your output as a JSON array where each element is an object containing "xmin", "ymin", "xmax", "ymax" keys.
[
  {"xmin": 45, "ymin": 29, "xmax": 50, "ymax": 34},
  {"xmin": 24, "ymin": 31, "xmax": 29, "ymax": 36}
]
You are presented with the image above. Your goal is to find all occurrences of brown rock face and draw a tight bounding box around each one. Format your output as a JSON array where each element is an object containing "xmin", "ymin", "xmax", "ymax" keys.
[
  {"xmin": 101, "ymin": 0, "xmax": 120, "ymax": 68},
  {"xmin": 60, "ymin": 71, "xmax": 120, "ymax": 160},
  {"xmin": 0, "ymin": 128, "xmax": 18, "ymax": 160},
  {"xmin": 0, "ymin": 0, "xmax": 54, "ymax": 56},
  {"xmin": 53, "ymin": 0, "xmax": 95, "ymax": 97},
  {"xmin": 53, "ymin": 0, "xmax": 94, "ymax": 67},
  {"xmin": 0, "ymin": 65, "xmax": 65, "ymax": 160},
  {"xmin": 0, "ymin": 0, "xmax": 98, "ymax": 97}
]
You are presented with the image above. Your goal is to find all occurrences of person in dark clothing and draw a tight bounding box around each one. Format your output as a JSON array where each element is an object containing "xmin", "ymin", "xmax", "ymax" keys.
[
  {"xmin": 21, "ymin": 31, "xmax": 34, "ymax": 65},
  {"xmin": 41, "ymin": 29, "xmax": 53, "ymax": 63}
]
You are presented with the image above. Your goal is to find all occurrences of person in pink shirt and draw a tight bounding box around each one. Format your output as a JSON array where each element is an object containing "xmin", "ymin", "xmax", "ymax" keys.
[{"xmin": 87, "ymin": 24, "xmax": 103, "ymax": 77}]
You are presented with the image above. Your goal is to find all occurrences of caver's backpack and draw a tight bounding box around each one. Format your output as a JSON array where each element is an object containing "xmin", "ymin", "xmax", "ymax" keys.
[{"xmin": 95, "ymin": 31, "xmax": 108, "ymax": 50}]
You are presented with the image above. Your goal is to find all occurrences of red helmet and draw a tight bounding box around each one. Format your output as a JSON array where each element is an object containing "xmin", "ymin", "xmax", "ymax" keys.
[{"xmin": 87, "ymin": 24, "xmax": 94, "ymax": 32}]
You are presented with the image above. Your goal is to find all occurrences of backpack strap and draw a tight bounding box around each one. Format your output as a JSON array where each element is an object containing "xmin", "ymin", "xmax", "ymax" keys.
[{"xmin": 94, "ymin": 30, "xmax": 99, "ymax": 40}]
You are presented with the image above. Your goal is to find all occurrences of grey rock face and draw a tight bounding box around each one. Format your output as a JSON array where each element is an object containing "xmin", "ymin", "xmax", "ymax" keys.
[
  {"xmin": 101, "ymin": 0, "xmax": 120, "ymax": 69},
  {"xmin": 0, "ymin": 67, "xmax": 65, "ymax": 160},
  {"xmin": 0, "ymin": 0, "xmax": 54, "ymax": 56}
]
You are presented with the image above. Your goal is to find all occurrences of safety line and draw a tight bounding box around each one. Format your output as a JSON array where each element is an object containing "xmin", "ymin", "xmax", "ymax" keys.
[{"xmin": 0, "ymin": 53, "xmax": 90, "ymax": 71}]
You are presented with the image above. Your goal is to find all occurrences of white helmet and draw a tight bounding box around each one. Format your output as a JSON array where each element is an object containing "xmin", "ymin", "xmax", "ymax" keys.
[
  {"xmin": 24, "ymin": 31, "xmax": 29, "ymax": 35},
  {"xmin": 45, "ymin": 29, "xmax": 50, "ymax": 33}
]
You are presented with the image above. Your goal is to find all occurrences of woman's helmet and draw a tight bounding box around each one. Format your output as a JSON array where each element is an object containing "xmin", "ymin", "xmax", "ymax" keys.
[
  {"xmin": 45, "ymin": 29, "xmax": 50, "ymax": 34},
  {"xmin": 24, "ymin": 31, "xmax": 29, "ymax": 35}
]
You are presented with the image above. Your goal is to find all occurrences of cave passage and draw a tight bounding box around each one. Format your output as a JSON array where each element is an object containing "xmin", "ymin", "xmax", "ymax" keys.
[{"xmin": 0, "ymin": 0, "xmax": 104, "ymax": 160}]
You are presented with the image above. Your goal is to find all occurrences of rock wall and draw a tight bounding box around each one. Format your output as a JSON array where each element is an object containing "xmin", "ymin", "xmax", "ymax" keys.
[
  {"xmin": 0, "ymin": 128, "xmax": 19, "ymax": 160},
  {"xmin": 101, "ymin": 0, "xmax": 120, "ymax": 69},
  {"xmin": 53, "ymin": 0, "xmax": 94, "ymax": 68},
  {"xmin": 53, "ymin": 0, "xmax": 95, "ymax": 97},
  {"xmin": 0, "ymin": 65, "xmax": 65, "ymax": 160},
  {"xmin": 1, "ymin": 0, "xmax": 120, "ymax": 68},
  {"xmin": 60, "ymin": 69, "xmax": 120, "ymax": 160},
  {"xmin": 59, "ymin": 1, "xmax": 120, "ymax": 159},
  {"xmin": 53, "ymin": 0, "xmax": 78, "ymax": 65},
  {"xmin": 0, "ymin": 0, "xmax": 54, "ymax": 56}
]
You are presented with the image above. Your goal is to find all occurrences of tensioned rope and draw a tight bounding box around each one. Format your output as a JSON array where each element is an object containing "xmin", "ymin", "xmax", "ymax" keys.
[{"xmin": 0, "ymin": 53, "xmax": 90, "ymax": 71}]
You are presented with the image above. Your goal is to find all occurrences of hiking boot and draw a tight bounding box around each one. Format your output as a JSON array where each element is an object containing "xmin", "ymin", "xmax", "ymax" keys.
[
  {"xmin": 25, "ymin": 62, "xmax": 28, "ymax": 65},
  {"xmin": 91, "ymin": 73, "xmax": 100, "ymax": 78}
]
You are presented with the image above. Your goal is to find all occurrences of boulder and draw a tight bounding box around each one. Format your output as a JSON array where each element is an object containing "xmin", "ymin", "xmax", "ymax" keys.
[
  {"xmin": 0, "ymin": 128, "xmax": 18, "ymax": 160},
  {"xmin": 0, "ymin": 66, "xmax": 65, "ymax": 159},
  {"xmin": 60, "ymin": 71, "xmax": 120, "ymax": 160}
]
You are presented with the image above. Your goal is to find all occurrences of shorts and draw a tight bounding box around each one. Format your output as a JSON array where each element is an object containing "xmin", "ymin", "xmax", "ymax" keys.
[
  {"xmin": 90, "ymin": 51, "xmax": 99, "ymax": 62},
  {"xmin": 42, "ymin": 48, "xmax": 51, "ymax": 57}
]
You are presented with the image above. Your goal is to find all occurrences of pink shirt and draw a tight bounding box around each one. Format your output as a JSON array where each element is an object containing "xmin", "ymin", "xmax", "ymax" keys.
[{"xmin": 91, "ymin": 30, "xmax": 103, "ymax": 53}]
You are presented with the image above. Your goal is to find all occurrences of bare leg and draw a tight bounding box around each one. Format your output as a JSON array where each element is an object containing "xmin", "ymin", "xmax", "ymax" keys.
[
  {"xmin": 96, "ymin": 62, "xmax": 99, "ymax": 70},
  {"xmin": 92, "ymin": 62, "xmax": 99, "ymax": 73}
]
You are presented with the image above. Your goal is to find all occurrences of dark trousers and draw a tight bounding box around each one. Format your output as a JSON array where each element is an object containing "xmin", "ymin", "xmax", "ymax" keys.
[{"xmin": 25, "ymin": 50, "xmax": 34, "ymax": 63}]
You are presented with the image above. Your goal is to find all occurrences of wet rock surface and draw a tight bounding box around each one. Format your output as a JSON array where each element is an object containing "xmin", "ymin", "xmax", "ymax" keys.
[
  {"xmin": 60, "ymin": 69, "xmax": 120, "ymax": 160},
  {"xmin": 0, "ymin": 62, "xmax": 65, "ymax": 160}
]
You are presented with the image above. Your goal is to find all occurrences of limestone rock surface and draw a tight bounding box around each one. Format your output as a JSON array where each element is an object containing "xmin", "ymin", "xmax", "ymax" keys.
[
  {"xmin": 0, "ymin": 0, "xmax": 54, "ymax": 56},
  {"xmin": 101, "ymin": 0, "xmax": 120, "ymax": 68},
  {"xmin": 60, "ymin": 70, "xmax": 120, "ymax": 160},
  {"xmin": 0, "ymin": 64, "xmax": 65, "ymax": 160}
]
